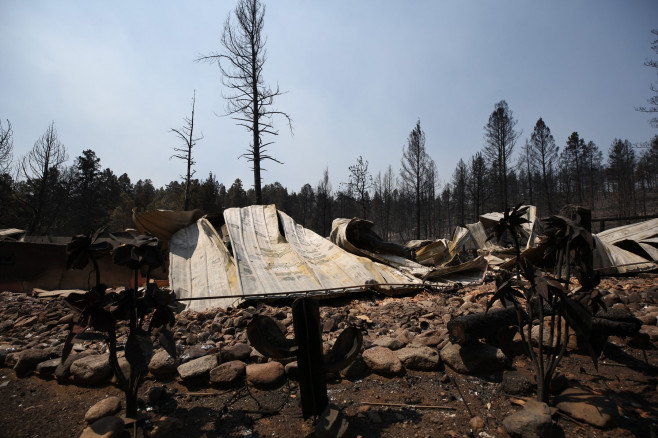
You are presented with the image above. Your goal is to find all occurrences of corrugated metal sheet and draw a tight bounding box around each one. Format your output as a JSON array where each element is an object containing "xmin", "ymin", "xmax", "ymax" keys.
[
  {"xmin": 329, "ymin": 217, "xmax": 432, "ymax": 278},
  {"xmin": 597, "ymin": 218, "xmax": 658, "ymax": 245},
  {"xmin": 479, "ymin": 205, "xmax": 538, "ymax": 249},
  {"xmin": 592, "ymin": 235, "xmax": 658, "ymax": 274},
  {"xmin": 170, "ymin": 205, "xmax": 421, "ymax": 311},
  {"xmin": 169, "ymin": 218, "xmax": 239, "ymax": 311},
  {"xmin": 133, "ymin": 209, "xmax": 204, "ymax": 242}
]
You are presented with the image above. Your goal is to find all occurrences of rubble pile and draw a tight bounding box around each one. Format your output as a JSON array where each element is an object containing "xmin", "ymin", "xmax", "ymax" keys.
[{"xmin": 1, "ymin": 273, "xmax": 657, "ymax": 436}]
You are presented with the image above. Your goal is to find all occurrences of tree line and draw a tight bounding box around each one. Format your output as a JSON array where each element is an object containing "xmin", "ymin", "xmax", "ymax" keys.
[{"xmin": 0, "ymin": 109, "xmax": 656, "ymax": 241}]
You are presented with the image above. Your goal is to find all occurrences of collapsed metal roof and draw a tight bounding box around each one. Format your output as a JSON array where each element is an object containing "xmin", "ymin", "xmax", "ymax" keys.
[{"xmin": 170, "ymin": 205, "xmax": 425, "ymax": 311}]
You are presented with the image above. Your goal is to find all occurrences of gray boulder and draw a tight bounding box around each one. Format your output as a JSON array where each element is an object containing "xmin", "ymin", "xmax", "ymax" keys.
[
  {"xmin": 70, "ymin": 354, "xmax": 112, "ymax": 385},
  {"xmin": 220, "ymin": 343, "xmax": 252, "ymax": 362},
  {"xmin": 502, "ymin": 399, "xmax": 553, "ymax": 438},
  {"xmin": 394, "ymin": 345, "xmax": 440, "ymax": 371},
  {"xmin": 149, "ymin": 350, "xmax": 179, "ymax": 379},
  {"xmin": 362, "ymin": 347, "xmax": 403, "ymax": 376},
  {"xmin": 210, "ymin": 360, "xmax": 246, "ymax": 386},
  {"xmin": 80, "ymin": 416, "xmax": 124, "ymax": 438},
  {"xmin": 84, "ymin": 396, "xmax": 122, "ymax": 423},
  {"xmin": 555, "ymin": 387, "xmax": 614, "ymax": 428},
  {"xmin": 13, "ymin": 348, "xmax": 53, "ymax": 376},
  {"xmin": 373, "ymin": 337, "xmax": 405, "ymax": 350},
  {"xmin": 177, "ymin": 355, "xmax": 218, "ymax": 381},
  {"xmin": 440, "ymin": 342, "xmax": 507, "ymax": 374},
  {"xmin": 246, "ymin": 361, "xmax": 285, "ymax": 387},
  {"xmin": 36, "ymin": 358, "xmax": 61, "ymax": 376}
]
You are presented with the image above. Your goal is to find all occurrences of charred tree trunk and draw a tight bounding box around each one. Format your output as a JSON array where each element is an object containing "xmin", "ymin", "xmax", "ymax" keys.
[{"xmin": 447, "ymin": 302, "xmax": 641, "ymax": 346}]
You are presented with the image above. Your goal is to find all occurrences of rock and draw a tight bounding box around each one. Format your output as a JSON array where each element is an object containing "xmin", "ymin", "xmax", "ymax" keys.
[
  {"xmin": 54, "ymin": 351, "xmax": 95, "ymax": 382},
  {"xmin": 147, "ymin": 386, "xmax": 167, "ymax": 406},
  {"xmin": 315, "ymin": 403, "xmax": 350, "ymax": 438},
  {"xmin": 469, "ymin": 415, "xmax": 485, "ymax": 432},
  {"xmin": 362, "ymin": 347, "xmax": 403, "ymax": 376},
  {"xmin": 394, "ymin": 345, "xmax": 440, "ymax": 371},
  {"xmin": 395, "ymin": 330, "xmax": 415, "ymax": 345},
  {"xmin": 35, "ymin": 357, "xmax": 61, "ymax": 376},
  {"xmin": 412, "ymin": 334, "xmax": 443, "ymax": 347},
  {"xmin": 13, "ymin": 348, "xmax": 53, "ymax": 376},
  {"xmin": 179, "ymin": 345, "xmax": 207, "ymax": 363},
  {"xmin": 502, "ymin": 399, "xmax": 552, "ymax": 438},
  {"xmin": 246, "ymin": 361, "xmax": 285, "ymax": 387},
  {"xmin": 639, "ymin": 313, "xmax": 658, "ymax": 326},
  {"xmin": 440, "ymin": 342, "xmax": 507, "ymax": 374},
  {"xmin": 210, "ymin": 360, "xmax": 246, "ymax": 387},
  {"xmin": 149, "ymin": 350, "xmax": 179, "ymax": 379},
  {"xmin": 115, "ymin": 357, "xmax": 130, "ymax": 382},
  {"xmin": 322, "ymin": 316, "xmax": 339, "ymax": 332},
  {"xmin": 340, "ymin": 354, "xmax": 370, "ymax": 380},
  {"xmin": 249, "ymin": 348, "xmax": 268, "ymax": 363},
  {"xmin": 84, "ymin": 396, "xmax": 122, "ymax": 423},
  {"xmin": 366, "ymin": 410, "xmax": 383, "ymax": 424},
  {"xmin": 639, "ymin": 325, "xmax": 658, "ymax": 342},
  {"xmin": 373, "ymin": 337, "xmax": 405, "ymax": 350},
  {"xmin": 502, "ymin": 370, "xmax": 534, "ymax": 396},
  {"xmin": 177, "ymin": 355, "xmax": 218, "ymax": 381},
  {"xmin": 220, "ymin": 343, "xmax": 252, "ymax": 362},
  {"xmin": 555, "ymin": 387, "xmax": 614, "ymax": 428},
  {"xmin": 284, "ymin": 361, "xmax": 299, "ymax": 380},
  {"xmin": 148, "ymin": 416, "xmax": 183, "ymax": 438},
  {"xmin": 79, "ymin": 416, "xmax": 125, "ymax": 438},
  {"xmin": 602, "ymin": 293, "xmax": 621, "ymax": 307},
  {"xmin": 71, "ymin": 354, "xmax": 113, "ymax": 386}
]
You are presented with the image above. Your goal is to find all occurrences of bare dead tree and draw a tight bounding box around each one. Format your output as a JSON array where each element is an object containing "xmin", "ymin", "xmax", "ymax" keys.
[
  {"xmin": 197, "ymin": 0, "xmax": 292, "ymax": 204},
  {"xmin": 171, "ymin": 90, "xmax": 203, "ymax": 211},
  {"xmin": 636, "ymin": 29, "xmax": 658, "ymax": 128},
  {"xmin": 347, "ymin": 156, "xmax": 373, "ymax": 219},
  {"xmin": 0, "ymin": 119, "xmax": 13, "ymax": 174},
  {"xmin": 20, "ymin": 122, "xmax": 68, "ymax": 235}
]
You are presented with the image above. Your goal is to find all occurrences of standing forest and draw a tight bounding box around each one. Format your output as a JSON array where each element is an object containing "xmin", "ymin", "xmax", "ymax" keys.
[{"xmin": 1, "ymin": 114, "xmax": 656, "ymax": 240}]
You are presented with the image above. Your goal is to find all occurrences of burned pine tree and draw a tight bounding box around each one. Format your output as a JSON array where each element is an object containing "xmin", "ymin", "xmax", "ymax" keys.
[
  {"xmin": 19, "ymin": 122, "xmax": 69, "ymax": 235},
  {"xmin": 197, "ymin": 0, "xmax": 292, "ymax": 205},
  {"xmin": 528, "ymin": 118, "xmax": 558, "ymax": 215},
  {"xmin": 171, "ymin": 90, "xmax": 202, "ymax": 211},
  {"xmin": 400, "ymin": 120, "xmax": 430, "ymax": 240},
  {"xmin": 483, "ymin": 100, "xmax": 520, "ymax": 211},
  {"xmin": 0, "ymin": 119, "xmax": 12, "ymax": 174}
]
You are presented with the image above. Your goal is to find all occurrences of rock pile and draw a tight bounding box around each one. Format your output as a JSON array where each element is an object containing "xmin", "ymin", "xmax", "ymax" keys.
[{"xmin": 0, "ymin": 274, "xmax": 657, "ymax": 433}]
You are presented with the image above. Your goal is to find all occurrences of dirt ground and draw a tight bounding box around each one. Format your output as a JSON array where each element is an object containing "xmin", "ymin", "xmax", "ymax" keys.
[{"xmin": 0, "ymin": 276, "xmax": 657, "ymax": 438}]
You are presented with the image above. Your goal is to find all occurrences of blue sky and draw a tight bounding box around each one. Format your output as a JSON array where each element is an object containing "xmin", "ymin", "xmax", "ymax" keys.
[{"xmin": 1, "ymin": 1, "xmax": 656, "ymax": 194}]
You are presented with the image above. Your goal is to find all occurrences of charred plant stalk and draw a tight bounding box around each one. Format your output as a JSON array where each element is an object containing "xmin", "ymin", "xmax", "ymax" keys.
[
  {"xmin": 537, "ymin": 295, "xmax": 546, "ymax": 402},
  {"xmin": 106, "ymin": 326, "xmax": 137, "ymax": 417},
  {"xmin": 91, "ymin": 255, "xmax": 101, "ymax": 287}
]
